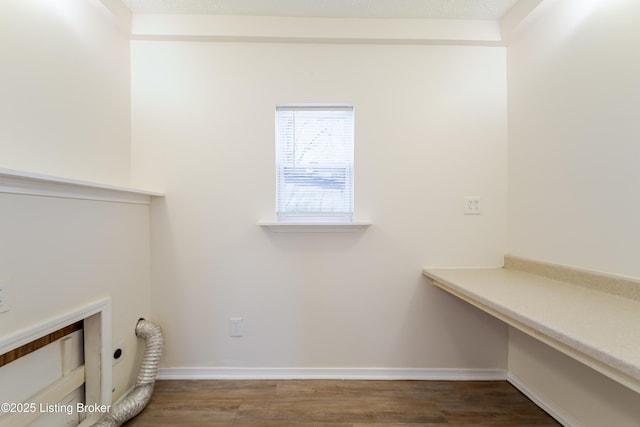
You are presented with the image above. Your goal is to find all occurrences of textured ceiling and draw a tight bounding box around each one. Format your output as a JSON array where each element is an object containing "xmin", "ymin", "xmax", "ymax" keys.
[{"xmin": 121, "ymin": 0, "xmax": 521, "ymax": 20}]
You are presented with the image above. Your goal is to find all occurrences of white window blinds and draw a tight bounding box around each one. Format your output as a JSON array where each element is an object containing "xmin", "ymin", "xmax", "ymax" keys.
[{"xmin": 275, "ymin": 105, "xmax": 354, "ymax": 221}]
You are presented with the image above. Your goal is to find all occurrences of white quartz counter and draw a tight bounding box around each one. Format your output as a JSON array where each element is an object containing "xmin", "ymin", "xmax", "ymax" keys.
[{"xmin": 423, "ymin": 264, "xmax": 640, "ymax": 393}]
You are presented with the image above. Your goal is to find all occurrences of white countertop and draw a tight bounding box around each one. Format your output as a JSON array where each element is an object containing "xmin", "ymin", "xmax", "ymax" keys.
[{"xmin": 423, "ymin": 266, "xmax": 640, "ymax": 393}]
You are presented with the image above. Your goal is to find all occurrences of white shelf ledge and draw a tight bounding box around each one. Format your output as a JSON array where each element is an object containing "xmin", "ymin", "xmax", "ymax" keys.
[
  {"xmin": 257, "ymin": 220, "xmax": 372, "ymax": 233},
  {"xmin": 0, "ymin": 168, "xmax": 163, "ymax": 205}
]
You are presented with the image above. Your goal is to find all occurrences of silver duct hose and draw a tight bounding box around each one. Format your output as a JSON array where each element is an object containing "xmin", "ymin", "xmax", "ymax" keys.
[{"xmin": 92, "ymin": 318, "xmax": 164, "ymax": 427}]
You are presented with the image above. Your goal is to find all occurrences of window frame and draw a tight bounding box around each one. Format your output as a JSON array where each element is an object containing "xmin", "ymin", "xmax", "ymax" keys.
[{"xmin": 275, "ymin": 104, "xmax": 355, "ymax": 223}]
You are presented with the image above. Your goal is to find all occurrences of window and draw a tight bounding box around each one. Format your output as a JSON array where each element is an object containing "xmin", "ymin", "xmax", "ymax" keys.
[{"xmin": 275, "ymin": 105, "xmax": 354, "ymax": 222}]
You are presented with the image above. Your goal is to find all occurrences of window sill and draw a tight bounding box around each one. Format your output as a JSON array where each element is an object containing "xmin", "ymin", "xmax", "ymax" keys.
[{"xmin": 257, "ymin": 220, "xmax": 372, "ymax": 233}]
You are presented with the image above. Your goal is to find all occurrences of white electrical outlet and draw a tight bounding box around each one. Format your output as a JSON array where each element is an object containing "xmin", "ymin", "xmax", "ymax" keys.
[
  {"xmin": 0, "ymin": 280, "xmax": 10, "ymax": 313},
  {"xmin": 229, "ymin": 318, "xmax": 243, "ymax": 337},
  {"xmin": 464, "ymin": 197, "xmax": 481, "ymax": 215}
]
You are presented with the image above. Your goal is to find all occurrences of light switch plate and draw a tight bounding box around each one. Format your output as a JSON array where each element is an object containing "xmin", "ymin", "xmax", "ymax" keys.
[{"xmin": 464, "ymin": 197, "xmax": 481, "ymax": 215}]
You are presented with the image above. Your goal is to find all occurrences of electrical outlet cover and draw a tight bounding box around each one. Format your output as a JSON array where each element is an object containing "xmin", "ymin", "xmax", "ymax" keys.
[
  {"xmin": 0, "ymin": 280, "xmax": 10, "ymax": 313},
  {"xmin": 229, "ymin": 318, "xmax": 243, "ymax": 337}
]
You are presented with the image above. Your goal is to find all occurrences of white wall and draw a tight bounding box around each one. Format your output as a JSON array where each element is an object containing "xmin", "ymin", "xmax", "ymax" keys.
[
  {"xmin": 507, "ymin": 0, "xmax": 640, "ymax": 424},
  {"xmin": 132, "ymin": 37, "xmax": 508, "ymax": 372},
  {"xmin": 509, "ymin": 328, "xmax": 640, "ymax": 427},
  {"xmin": 0, "ymin": 0, "xmax": 149, "ymax": 404},
  {"xmin": 0, "ymin": 194, "xmax": 152, "ymax": 401},
  {"xmin": 0, "ymin": 0, "xmax": 131, "ymax": 185},
  {"xmin": 507, "ymin": 0, "xmax": 640, "ymax": 278}
]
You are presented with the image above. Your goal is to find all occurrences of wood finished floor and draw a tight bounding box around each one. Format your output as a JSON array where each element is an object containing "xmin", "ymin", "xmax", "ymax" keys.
[{"xmin": 123, "ymin": 380, "xmax": 560, "ymax": 426}]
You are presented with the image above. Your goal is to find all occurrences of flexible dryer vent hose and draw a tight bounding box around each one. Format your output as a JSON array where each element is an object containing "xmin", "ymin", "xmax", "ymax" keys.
[{"xmin": 92, "ymin": 318, "xmax": 164, "ymax": 427}]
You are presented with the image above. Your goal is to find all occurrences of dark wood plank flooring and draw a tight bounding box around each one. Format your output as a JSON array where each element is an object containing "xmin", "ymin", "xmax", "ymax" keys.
[{"xmin": 124, "ymin": 380, "xmax": 560, "ymax": 426}]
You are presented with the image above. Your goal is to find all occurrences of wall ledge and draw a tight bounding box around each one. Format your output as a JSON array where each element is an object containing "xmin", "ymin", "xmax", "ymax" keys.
[{"xmin": 0, "ymin": 168, "xmax": 163, "ymax": 205}]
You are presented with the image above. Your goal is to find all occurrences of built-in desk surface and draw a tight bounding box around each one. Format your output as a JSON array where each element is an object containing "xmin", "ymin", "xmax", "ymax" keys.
[{"xmin": 423, "ymin": 258, "xmax": 640, "ymax": 394}]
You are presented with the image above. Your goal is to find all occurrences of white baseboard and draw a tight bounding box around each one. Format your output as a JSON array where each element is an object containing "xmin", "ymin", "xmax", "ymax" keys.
[
  {"xmin": 507, "ymin": 372, "xmax": 577, "ymax": 427},
  {"xmin": 157, "ymin": 367, "xmax": 507, "ymax": 381}
]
